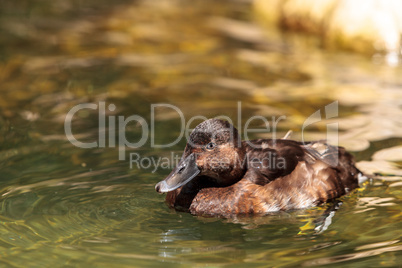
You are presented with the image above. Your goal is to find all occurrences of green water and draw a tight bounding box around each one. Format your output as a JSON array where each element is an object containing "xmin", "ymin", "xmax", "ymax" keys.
[{"xmin": 0, "ymin": 0, "xmax": 401, "ymax": 267}]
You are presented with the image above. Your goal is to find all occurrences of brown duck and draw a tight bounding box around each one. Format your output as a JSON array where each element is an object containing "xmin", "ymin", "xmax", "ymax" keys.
[{"xmin": 155, "ymin": 119, "xmax": 363, "ymax": 217}]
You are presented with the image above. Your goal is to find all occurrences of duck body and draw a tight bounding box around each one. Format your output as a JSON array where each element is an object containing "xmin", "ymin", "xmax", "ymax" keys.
[{"xmin": 155, "ymin": 119, "xmax": 361, "ymax": 218}]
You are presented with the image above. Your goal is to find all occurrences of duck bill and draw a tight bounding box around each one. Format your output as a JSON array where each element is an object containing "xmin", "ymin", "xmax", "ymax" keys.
[{"xmin": 155, "ymin": 153, "xmax": 200, "ymax": 193}]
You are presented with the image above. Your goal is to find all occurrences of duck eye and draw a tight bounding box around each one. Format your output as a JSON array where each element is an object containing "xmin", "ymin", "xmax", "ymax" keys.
[{"xmin": 206, "ymin": 142, "xmax": 216, "ymax": 150}]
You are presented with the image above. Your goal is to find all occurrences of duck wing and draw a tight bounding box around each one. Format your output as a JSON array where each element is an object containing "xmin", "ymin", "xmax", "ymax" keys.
[
  {"xmin": 244, "ymin": 139, "xmax": 360, "ymax": 190},
  {"xmin": 303, "ymin": 141, "xmax": 361, "ymax": 191},
  {"xmin": 243, "ymin": 139, "xmax": 307, "ymax": 185}
]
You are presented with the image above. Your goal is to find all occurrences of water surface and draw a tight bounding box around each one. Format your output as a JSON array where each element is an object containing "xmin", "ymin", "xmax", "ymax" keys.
[{"xmin": 0, "ymin": 0, "xmax": 401, "ymax": 267}]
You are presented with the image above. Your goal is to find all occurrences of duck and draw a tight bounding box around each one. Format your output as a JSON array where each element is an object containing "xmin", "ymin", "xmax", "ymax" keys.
[{"xmin": 155, "ymin": 118, "xmax": 363, "ymax": 217}]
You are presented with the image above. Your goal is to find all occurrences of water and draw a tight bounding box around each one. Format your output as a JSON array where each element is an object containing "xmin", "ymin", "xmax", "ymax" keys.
[{"xmin": 0, "ymin": 0, "xmax": 401, "ymax": 267}]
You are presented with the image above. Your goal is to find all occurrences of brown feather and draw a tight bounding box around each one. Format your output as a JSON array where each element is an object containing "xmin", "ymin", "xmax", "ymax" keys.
[{"xmin": 158, "ymin": 119, "xmax": 361, "ymax": 217}]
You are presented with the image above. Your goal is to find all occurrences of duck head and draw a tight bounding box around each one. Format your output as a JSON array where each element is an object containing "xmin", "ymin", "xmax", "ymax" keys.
[{"xmin": 155, "ymin": 119, "xmax": 246, "ymax": 193}]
